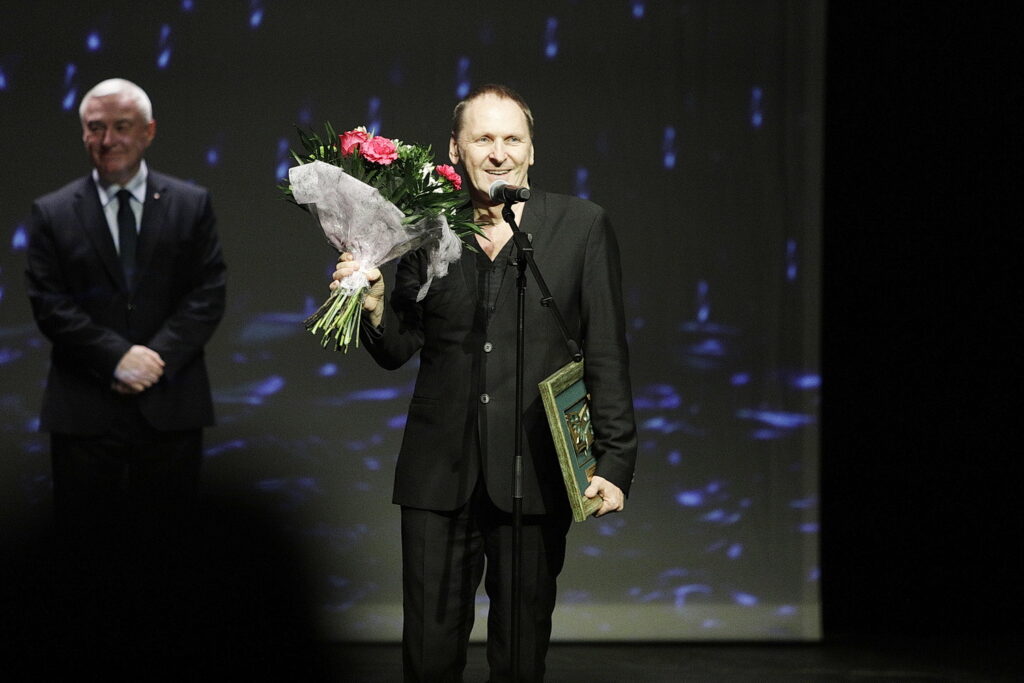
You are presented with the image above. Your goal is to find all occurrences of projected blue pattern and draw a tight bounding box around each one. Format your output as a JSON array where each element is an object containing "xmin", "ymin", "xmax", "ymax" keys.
[
  {"xmin": 750, "ymin": 87, "xmax": 764, "ymax": 128},
  {"xmin": 544, "ymin": 18, "xmax": 559, "ymax": 60},
  {"xmin": 0, "ymin": 1, "xmax": 820, "ymax": 641},
  {"xmin": 455, "ymin": 56, "xmax": 471, "ymax": 98}
]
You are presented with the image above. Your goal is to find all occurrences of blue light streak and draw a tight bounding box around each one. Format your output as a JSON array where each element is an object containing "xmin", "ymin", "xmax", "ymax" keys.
[
  {"xmin": 632, "ymin": 1, "xmax": 646, "ymax": 19},
  {"xmin": 786, "ymin": 238, "xmax": 798, "ymax": 280},
  {"xmin": 366, "ymin": 96, "xmax": 381, "ymax": 135},
  {"xmin": 750, "ymin": 86, "xmax": 764, "ymax": 128},
  {"xmin": 86, "ymin": 32, "xmax": 101, "ymax": 52},
  {"xmin": 62, "ymin": 88, "xmax": 77, "ymax": 112},
  {"xmin": 544, "ymin": 17, "xmax": 559, "ymax": 59},
  {"xmin": 249, "ymin": 1, "xmax": 264, "ymax": 28},
  {"xmin": 12, "ymin": 224, "xmax": 28, "ymax": 250},
  {"xmin": 662, "ymin": 125, "xmax": 677, "ymax": 169},
  {"xmin": 275, "ymin": 137, "xmax": 289, "ymax": 180},
  {"xmin": 574, "ymin": 167, "xmax": 590, "ymax": 199},
  {"xmin": 156, "ymin": 25, "xmax": 172, "ymax": 69},
  {"xmin": 733, "ymin": 591, "xmax": 759, "ymax": 606},
  {"xmin": 673, "ymin": 584, "xmax": 711, "ymax": 608},
  {"xmin": 455, "ymin": 56, "xmax": 471, "ymax": 99}
]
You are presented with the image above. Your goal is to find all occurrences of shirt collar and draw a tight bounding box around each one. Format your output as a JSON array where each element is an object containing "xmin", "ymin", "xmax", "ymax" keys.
[{"xmin": 93, "ymin": 160, "xmax": 149, "ymax": 206}]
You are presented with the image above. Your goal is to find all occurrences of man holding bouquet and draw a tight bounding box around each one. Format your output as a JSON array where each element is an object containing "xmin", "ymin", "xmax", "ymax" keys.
[{"xmin": 335, "ymin": 84, "xmax": 636, "ymax": 682}]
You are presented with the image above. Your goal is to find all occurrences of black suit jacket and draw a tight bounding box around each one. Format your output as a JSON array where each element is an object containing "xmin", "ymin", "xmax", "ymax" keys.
[
  {"xmin": 25, "ymin": 169, "xmax": 226, "ymax": 434},
  {"xmin": 363, "ymin": 189, "xmax": 637, "ymax": 515}
]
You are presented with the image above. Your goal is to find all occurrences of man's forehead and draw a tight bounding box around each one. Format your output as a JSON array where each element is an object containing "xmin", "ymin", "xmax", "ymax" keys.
[
  {"xmin": 82, "ymin": 94, "xmax": 142, "ymax": 118},
  {"xmin": 461, "ymin": 95, "xmax": 529, "ymax": 131}
]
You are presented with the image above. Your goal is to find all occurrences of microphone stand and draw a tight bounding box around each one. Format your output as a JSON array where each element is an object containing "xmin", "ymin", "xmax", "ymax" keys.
[{"xmin": 503, "ymin": 199, "xmax": 581, "ymax": 682}]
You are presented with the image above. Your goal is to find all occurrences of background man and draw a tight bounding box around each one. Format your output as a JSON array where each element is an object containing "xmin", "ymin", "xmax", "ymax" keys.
[
  {"xmin": 335, "ymin": 84, "xmax": 637, "ymax": 682},
  {"xmin": 25, "ymin": 78, "xmax": 226, "ymax": 538}
]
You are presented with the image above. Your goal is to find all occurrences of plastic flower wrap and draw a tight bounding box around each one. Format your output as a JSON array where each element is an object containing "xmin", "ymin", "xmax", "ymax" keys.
[{"xmin": 283, "ymin": 125, "xmax": 480, "ymax": 351}]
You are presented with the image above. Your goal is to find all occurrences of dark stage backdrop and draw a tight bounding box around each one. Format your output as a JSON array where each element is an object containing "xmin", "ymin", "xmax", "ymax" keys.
[{"xmin": 0, "ymin": 1, "xmax": 823, "ymax": 641}]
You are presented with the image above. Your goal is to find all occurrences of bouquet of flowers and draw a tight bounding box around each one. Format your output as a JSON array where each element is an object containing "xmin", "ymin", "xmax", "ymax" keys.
[{"xmin": 283, "ymin": 124, "xmax": 481, "ymax": 352}]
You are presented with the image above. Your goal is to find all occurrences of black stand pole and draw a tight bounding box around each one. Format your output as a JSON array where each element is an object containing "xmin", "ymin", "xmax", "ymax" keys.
[{"xmin": 504, "ymin": 200, "xmax": 581, "ymax": 682}]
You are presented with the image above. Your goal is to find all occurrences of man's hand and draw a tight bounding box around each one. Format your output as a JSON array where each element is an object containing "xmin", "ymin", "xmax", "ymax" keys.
[
  {"xmin": 113, "ymin": 345, "xmax": 165, "ymax": 393},
  {"xmin": 333, "ymin": 252, "xmax": 385, "ymax": 327},
  {"xmin": 584, "ymin": 475, "xmax": 625, "ymax": 517}
]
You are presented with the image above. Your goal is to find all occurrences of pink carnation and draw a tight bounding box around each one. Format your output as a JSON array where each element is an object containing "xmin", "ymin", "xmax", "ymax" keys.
[
  {"xmin": 435, "ymin": 164, "xmax": 462, "ymax": 190},
  {"xmin": 338, "ymin": 129, "xmax": 369, "ymax": 156},
  {"xmin": 361, "ymin": 136, "xmax": 399, "ymax": 165}
]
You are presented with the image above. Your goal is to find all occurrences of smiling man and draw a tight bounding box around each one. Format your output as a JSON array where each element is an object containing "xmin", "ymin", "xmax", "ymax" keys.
[
  {"xmin": 334, "ymin": 84, "xmax": 637, "ymax": 682},
  {"xmin": 25, "ymin": 78, "xmax": 226, "ymax": 541}
]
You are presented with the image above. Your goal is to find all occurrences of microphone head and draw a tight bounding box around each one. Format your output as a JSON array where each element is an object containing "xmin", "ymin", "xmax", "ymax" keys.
[{"xmin": 488, "ymin": 179, "xmax": 509, "ymax": 204}]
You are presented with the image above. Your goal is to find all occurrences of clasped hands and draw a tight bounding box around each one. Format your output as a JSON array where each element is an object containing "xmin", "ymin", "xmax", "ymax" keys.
[{"xmin": 112, "ymin": 345, "xmax": 165, "ymax": 394}]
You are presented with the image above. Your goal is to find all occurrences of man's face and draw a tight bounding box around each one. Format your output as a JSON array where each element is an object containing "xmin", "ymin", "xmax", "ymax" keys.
[
  {"xmin": 81, "ymin": 94, "xmax": 156, "ymax": 186},
  {"xmin": 449, "ymin": 94, "xmax": 534, "ymax": 204}
]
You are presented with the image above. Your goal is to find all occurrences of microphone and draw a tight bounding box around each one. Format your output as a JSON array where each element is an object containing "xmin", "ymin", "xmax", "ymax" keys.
[{"xmin": 489, "ymin": 180, "xmax": 531, "ymax": 204}]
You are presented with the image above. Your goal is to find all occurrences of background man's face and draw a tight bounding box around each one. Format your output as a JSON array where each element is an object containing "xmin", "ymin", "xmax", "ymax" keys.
[
  {"xmin": 81, "ymin": 94, "xmax": 155, "ymax": 186},
  {"xmin": 449, "ymin": 94, "xmax": 534, "ymax": 204}
]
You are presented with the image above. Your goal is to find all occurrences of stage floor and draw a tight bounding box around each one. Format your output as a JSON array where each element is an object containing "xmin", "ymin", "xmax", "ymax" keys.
[{"xmin": 324, "ymin": 636, "xmax": 1020, "ymax": 682}]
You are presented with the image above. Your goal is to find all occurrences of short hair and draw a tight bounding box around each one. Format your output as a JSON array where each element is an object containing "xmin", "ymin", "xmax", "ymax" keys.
[
  {"xmin": 451, "ymin": 84, "xmax": 534, "ymax": 140},
  {"xmin": 79, "ymin": 78, "xmax": 153, "ymax": 123}
]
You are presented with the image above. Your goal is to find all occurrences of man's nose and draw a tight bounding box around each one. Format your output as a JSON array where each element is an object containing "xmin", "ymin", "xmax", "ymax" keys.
[
  {"xmin": 102, "ymin": 128, "xmax": 117, "ymax": 146},
  {"xmin": 489, "ymin": 140, "xmax": 507, "ymax": 162}
]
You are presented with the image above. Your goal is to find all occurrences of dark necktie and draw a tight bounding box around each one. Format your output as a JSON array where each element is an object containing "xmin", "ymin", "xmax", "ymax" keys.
[{"xmin": 116, "ymin": 189, "xmax": 137, "ymax": 284}]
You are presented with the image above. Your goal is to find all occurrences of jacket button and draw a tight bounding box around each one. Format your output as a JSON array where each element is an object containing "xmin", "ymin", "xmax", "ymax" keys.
[
  {"xmin": 483, "ymin": 342, "xmax": 493, "ymax": 353},
  {"xmin": 480, "ymin": 393, "xmax": 490, "ymax": 404},
  {"xmin": 127, "ymin": 303, "xmax": 135, "ymax": 311}
]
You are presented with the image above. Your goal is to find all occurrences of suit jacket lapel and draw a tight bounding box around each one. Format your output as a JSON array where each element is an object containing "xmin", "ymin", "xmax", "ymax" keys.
[
  {"xmin": 73, "ymin": 177, "xmax": 126, "ymax": 289},
  {"xmin": 135, "ymin": 172, "xmax": 169, "ymax": 288}
]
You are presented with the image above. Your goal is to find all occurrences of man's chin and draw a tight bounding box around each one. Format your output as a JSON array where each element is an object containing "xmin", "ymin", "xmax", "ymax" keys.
[{"xmin": 96, "ymin": 162, "xmax": 136, "ymax": 185}]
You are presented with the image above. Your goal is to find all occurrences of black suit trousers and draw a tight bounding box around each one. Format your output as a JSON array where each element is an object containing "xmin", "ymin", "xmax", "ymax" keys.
[
  {"xmin": 51, "ymin": 409, "xmax": 202, "ymax": 541},
  {"xmin": 400, "ymin": 481, "xmax": 572, "ymax": 683}
]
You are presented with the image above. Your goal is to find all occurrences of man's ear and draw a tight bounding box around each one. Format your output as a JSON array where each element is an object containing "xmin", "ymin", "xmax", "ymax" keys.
[{"xmin": 448, "ymin": 135, "xmax": 459, "ymax": 164}]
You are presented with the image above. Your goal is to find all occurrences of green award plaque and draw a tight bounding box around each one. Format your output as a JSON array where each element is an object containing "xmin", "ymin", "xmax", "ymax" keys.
[{"xmin": 539, "ymin": 360, "xmax": 601, "ymax": 522}]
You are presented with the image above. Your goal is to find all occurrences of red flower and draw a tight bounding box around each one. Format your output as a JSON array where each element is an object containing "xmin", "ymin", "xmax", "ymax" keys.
[
  {"xmin": 361, "ymin": 136, "xmax": 399, "ymax": 165},
  {"xmin": 435, "ymin": 164, "xmax": 462, "ymax": 190},
  {"xmin": 339, "ymin": 129, "xmax": 369, "ymax": 156}
]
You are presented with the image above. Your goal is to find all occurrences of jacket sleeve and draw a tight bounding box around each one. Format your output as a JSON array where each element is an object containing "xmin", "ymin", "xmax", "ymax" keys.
[
  {"xmin": 580, "ymin": 208, "xmax": 638, "ymax": 496},
  {"xmin": 359, "ymin": 254, "xmax": 428, "ymax": 370},
  {"xmin": 24, "ymin": 199, "xmax": 132, "ymax": 381},
  {"xmin": 145, "ymin": 191, "xmax": 226, "ymax": 378}
]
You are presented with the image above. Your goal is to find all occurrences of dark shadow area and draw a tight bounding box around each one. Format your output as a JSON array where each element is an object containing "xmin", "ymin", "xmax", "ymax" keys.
[
  {"xmin": 0, "ymin": 496, "xmax": 333, "ymax": 680},
  {"xmin": 323, "ymin": 639, "xmax": 1021, "ymax": 682},
  {"xmin": 822, "ymin": 0, "xmax": 1020, "ymax": 642}
]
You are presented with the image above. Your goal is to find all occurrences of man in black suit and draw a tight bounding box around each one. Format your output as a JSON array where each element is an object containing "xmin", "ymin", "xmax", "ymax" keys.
[
  {"xmin": 335, "ymin": 84, "xmax": 636, "ymax": 682},
  {"xmin": 25, "ymin": 78, "xmax": 226, "ymax": 537}
]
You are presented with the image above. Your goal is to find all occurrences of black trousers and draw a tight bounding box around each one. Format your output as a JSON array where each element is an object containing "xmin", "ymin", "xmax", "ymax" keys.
[
  {"xmin": 400, "ymin": 482, "xmax": 572, "ymax": 683},
  {"xmin": 50, "ymin": 421, "xmax": 203, "ymax": 540}
]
